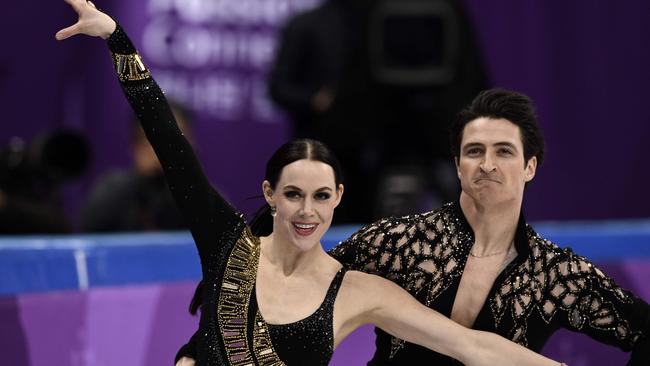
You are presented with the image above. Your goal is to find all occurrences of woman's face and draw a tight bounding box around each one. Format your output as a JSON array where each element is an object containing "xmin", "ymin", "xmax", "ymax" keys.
[{"xmin": 264, "ymin": 159, "xmax": 343, "ymax": 252}]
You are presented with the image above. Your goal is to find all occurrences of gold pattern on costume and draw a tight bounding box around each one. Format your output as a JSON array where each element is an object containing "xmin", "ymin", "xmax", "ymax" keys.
[
  {"xmin": 333, "ymin": 209, "xmax": 472, "ymax": 358},
  {"xmin": 490, "ymin": 232, "xmax": 640, "ymax": 347},
  {"xmin": 253, "ymin": 312, "xmax": 286, "ymax": 365},
  {"xmin": 331, "ymin": 203, "xmax": 645, "ymax": 359},
  {"xmin": 111, "ymin": 52, "xmax": 151, "ymax": 82},
  {"xmin": 218, "ymin": 227, "xmax": 286, "ymax": 365}
]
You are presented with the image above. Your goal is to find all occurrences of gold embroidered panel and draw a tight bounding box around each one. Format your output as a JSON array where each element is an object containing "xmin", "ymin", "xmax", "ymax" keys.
[
  {"xmin": 111, "ymin": 52, "xmax": 151, "ymax": 82},
  {"xmin": 217, "ymin": 227, "xmax": 286, "ymax": 365}
]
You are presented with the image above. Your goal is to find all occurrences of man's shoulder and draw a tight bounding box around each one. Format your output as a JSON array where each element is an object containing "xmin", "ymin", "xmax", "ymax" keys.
[
  {"xmin": 357, "ymin": 205, "xmax": 449, "ymax": 233},
  {"xmin": 526, "ymin": 226, "xmax": 563, "ymax": 254},
  {"xmin": 525, "ymin": 226, "xmax": 600, "ymax": 275},
  {"xmin": 344, "ymin": 204, "xmax": 456, "ymax": 244}
]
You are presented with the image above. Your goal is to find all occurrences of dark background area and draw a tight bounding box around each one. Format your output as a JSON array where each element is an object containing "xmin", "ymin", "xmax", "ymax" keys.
[{"xmin": 1, "ymin": 0, "xmax": 648, "ymax": 225}]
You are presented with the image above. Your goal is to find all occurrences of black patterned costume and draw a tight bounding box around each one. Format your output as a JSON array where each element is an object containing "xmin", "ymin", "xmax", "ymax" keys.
[
  {"xmin": 106, "ymin": 25, "xmax": 345, "ymax": 366},
  {"xmin": 329, "ymin": 201, "xmax": 650, "ymax": 365}
]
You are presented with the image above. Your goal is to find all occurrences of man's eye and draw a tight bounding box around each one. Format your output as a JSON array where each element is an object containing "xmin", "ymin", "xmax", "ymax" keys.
[
  {"xmin": 466, "ymin": 148, "xmax": 481, "ymax": 155},
  {"xmin": 499, "ymin": 148, "xmax": 513, "ymax": 155}
]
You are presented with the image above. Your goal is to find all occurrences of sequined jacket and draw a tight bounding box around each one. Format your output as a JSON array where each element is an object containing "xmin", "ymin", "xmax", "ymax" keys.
[
  {"xmin": 106, "ymin": 25, "xmax": 296, "ymax": 366},
  {"xmin": 329, "ymin": 201, "xmax": 650, "ymax": 365}
]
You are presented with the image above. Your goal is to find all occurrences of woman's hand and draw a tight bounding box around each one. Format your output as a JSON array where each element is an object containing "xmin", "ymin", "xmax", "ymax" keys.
[{"xmin": 55, "ymin": 0, "xmax": 116, "ymax": 40}]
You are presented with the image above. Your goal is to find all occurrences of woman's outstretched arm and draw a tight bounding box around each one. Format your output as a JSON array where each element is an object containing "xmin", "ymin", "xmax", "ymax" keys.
[
  {"xmin": 339, "ymin": 271, "xmax": 565, "ymax": 366},
  {"xmin": 56, "ymin": 0, "xmax": 241, "ymax": 256}
]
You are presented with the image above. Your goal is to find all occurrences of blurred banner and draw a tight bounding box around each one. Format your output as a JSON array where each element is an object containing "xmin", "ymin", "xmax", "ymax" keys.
[{"xmin": 126, "ymin": 0, "xmax": 318, "ymax": 122}]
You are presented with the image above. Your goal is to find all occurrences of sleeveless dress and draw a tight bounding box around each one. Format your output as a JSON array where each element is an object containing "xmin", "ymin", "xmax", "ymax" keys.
[{"xmin": 106, "ymin": 24, "xmax": 347, "ymax": 366}]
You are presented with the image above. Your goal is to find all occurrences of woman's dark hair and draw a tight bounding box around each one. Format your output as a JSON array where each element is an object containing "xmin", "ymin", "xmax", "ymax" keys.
[{"xmin": 189, "ymin": 138, "xmax": 343, "ymax": 315}]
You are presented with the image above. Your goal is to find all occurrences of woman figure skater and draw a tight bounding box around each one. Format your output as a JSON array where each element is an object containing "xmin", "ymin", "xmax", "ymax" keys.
[{"xmin": 56, "ymin": 1, "xmax": 566, "ymax": 365}]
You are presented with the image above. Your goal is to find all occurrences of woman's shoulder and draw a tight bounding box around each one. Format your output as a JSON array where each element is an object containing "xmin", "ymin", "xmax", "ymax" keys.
[{"xmin": 340, "ymin": 269, "xmax": 396, "ymax": 294}]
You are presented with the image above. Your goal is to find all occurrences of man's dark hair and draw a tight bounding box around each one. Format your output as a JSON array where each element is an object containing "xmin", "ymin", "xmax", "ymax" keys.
[{"xmin": 450, "ymin": 88, "xmax": 545, "ymax": 165}]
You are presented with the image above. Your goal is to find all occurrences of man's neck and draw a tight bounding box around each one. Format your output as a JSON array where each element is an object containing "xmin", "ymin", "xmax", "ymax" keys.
[{"xmin": 459, "ymin": 192, "xmax": 522, "ymax": 256}]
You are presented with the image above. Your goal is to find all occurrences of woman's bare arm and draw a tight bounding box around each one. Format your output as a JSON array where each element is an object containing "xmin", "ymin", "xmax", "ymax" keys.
[{"xmin": 340, "ymin": 271, "xmax": 564, "ymax": 366}]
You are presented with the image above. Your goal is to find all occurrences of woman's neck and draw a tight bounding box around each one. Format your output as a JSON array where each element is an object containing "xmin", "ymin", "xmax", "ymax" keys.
[{"xmin": 259, "ymin": 233, "xmax": 327, "ymax": 277}]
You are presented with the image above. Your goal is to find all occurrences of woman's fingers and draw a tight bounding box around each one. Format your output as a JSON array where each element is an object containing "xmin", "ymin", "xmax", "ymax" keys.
[
  {"xmin": 62, "ymin": 0, "xmax": 96, "ymax": 17},
  {"xmin": 55, "ymin": 23, "xmax": 80, "ymax": 40},
  {"xmin": 57, "ymin": 0, "xmax": 116, "ymax": 39},
  {"xmin": 56, "ymin": 0, "xmax": 86, "ymax": 40}
]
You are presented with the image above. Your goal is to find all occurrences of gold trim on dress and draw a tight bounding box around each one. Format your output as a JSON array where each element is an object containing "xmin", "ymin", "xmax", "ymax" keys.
[
  {"xmin": 253, "ymin": 312, "xmax": 285, "ymax": 365},
  {"xmin": 218, "ymin": 227, "xmax": 286, "ymax": 365},
  {"xmin": 111, "ymin": 52, "xmax": 151, "ymax": 82}
]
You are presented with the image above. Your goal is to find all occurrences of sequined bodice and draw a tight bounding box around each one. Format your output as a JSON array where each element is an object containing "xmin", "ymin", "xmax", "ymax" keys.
[
  {"xmin": 330, "ymin": 202, "xmax": 650, "ymax": 365},
  {"xmin": 264, "ymin": 268, "xmax": 346, "ymax": 366}
]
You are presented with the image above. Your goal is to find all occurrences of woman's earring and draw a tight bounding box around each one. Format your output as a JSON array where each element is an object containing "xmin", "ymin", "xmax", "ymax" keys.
[{"xmin": 270, "ymin": 206, "xmax": 277, "ymax": 217}]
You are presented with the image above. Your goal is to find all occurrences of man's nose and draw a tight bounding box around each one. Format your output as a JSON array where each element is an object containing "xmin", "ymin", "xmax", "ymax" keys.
[{"xmin": 479, "ymin": 154, "xmax": 496, "ymax": 173}]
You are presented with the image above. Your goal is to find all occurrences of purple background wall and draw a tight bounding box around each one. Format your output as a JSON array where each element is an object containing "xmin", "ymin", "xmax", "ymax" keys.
[
  {"xmin": 462, "ymin": 0, "xmax": 650, "ymax": 220},
  {"xmin": 1, "ymin": 0, "xmax": 649, "ymax": 224}
]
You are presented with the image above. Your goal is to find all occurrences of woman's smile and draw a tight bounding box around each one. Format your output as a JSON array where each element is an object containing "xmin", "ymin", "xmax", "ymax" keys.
[{"xmin": 292, "ymin": 221, "xmax": 319, "ymax": 236}]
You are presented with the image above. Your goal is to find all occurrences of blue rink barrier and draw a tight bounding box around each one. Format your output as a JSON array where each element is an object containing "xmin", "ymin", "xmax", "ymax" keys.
[{"xmin": 1, "ymin": 220, "xmax": 649, "ymax": 296}]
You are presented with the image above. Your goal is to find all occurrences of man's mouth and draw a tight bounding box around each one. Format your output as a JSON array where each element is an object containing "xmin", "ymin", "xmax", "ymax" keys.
[
  {"xmin": 292, "ymin": 222, "xmax": 318, "ymax": 236},
  {"xmin": 475, "ymin": 177, "xmax": 501, "ymax": 184}
]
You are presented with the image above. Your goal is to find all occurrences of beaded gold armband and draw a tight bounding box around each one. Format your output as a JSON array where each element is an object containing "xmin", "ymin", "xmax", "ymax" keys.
[{"xmin": 111, "ymin": 52, "xmax": 151, "ymax": 82}]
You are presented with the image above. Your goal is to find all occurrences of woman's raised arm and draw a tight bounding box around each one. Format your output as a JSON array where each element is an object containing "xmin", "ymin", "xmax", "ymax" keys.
[{"xmin": 56, "ymin": 0, "xmax": 242, "ymax": 256}]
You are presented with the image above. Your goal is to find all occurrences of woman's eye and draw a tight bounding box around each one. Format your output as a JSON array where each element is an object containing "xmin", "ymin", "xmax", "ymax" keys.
[
  {"xmin": 284, "ymin": 191, "xmax": 300, "ymax": 199},
  {"xmin": 315, "ymin": 192, "xmax": 331, "ymax": 200}
]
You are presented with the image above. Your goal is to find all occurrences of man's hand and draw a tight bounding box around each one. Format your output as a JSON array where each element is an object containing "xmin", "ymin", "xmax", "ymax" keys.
[{"xmin": 55, "ymin": 0, "xmax": 116, "ymax": 40}]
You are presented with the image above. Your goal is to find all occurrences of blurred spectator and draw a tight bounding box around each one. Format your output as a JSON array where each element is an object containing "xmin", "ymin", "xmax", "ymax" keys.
[
  {"xmin": 367, "ymin": 0, "xmax": 488, "ymax": 217},
  {"xmin": 81, "ymin": 101, "xmax": 192, "ymax": 232},
  {"xmin": 269, "ymin": 0, "xmax": 375, "ymax": 223},
  {"xmin": 0, "ymin": 131, "xmax": 90, "ymax": 233},
  {"xmin": 269, "ymin": 0, "xmax": 487, "ymax": 222}
]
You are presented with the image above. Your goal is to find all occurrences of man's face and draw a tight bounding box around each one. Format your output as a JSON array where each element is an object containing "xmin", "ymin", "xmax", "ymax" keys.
[{"xmin": 455, "ymin": 117, "xmax": 537, "ymax": 206}]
